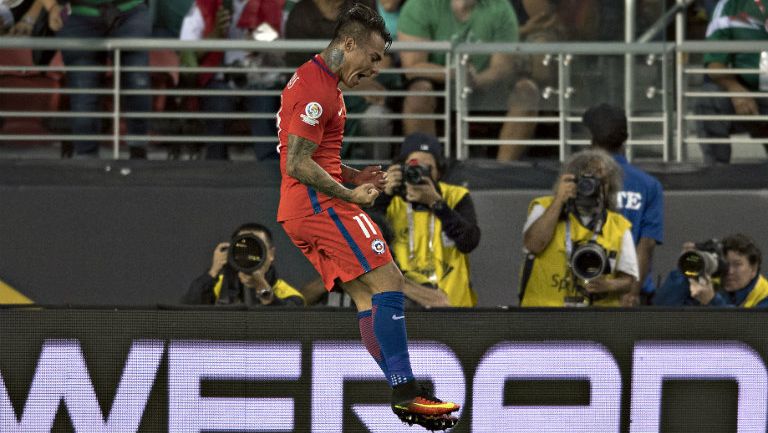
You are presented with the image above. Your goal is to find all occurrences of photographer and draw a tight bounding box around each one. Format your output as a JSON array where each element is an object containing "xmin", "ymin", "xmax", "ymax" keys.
[
  {"xmin": 520, "ymin": 148, "xmax": 639, "ymax": 307},
  {"xmin": 372, "ymin": 133, "xmax": 481, "ymax": 308},
  {"xmin": 654, "ymin": 234, "xmax": 768, "ymax": 307},
  {"xmin": 183, "ymin": 223, "xmax": 305, "ymax": 306},
  {"xmin": 179, "ymin": 0, "xmax": 283, "ymax": 160}
]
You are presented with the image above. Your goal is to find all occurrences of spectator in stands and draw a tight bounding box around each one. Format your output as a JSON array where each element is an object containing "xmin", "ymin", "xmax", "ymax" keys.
[
  {"xmin": 654, "ymin": 234, "xmax": 768, "ymax": 307},
  {"xmin": 494, "ymin": 0, "xmax": 561, "ymax": 161},
  {"xmin": 519, "ymin": 148, "xmax": 639, "ymax": 307},
  {"xmin": 180, "ymin": 0, "xmax": 283, "ymax": 160},
  {"xmin": 183, "ymin": 222, "xmax": 305, "ymax": 306},
  {"xmin": 398, "ymin": 0, "xmax": 539, "ymax": 160},
  {"xmin": 584, "ymin": 103, "xmax": 664, "ymax": 306},
  {"xmin": 372, "ymin": 132, "xmax": 480, "ymax": 307},
  {"xmin": 695, "ymin": 0, "xmax": 768, "ymax": 164},
  {"xmin": 377, "ymin": 0, "xmax": 402, "ymax": 38},
  {"xmin": 284, "ymin": 0, "xmax": 392, "ymax": 158},
  {"xmin": 153, "ymin": 0, "xmax": 194, "ymax": 38},
  {"xmin": 39, "ymin": 0, "xmax": 152, "ymax": 159},
  {"xmin": 4, "ymin": 0, "xmax": 37, "ymax": 35}
]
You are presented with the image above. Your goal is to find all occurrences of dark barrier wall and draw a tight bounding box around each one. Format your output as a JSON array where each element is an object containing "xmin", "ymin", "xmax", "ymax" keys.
[
  {"xmin": 0, "ymin": 309, "xmax": 766, "ymax": 433},
  {"xmin": 1, "ymin": 161, "xmax": 767, "ymax": 306}
]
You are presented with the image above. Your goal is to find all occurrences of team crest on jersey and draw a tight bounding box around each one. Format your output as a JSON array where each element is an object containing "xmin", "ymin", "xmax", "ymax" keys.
[
  {"xmin": 301, "ymin": 102, "xmax": 323, "ymax": 126},
  {"xmin": 371, "ymin": 239, "xmax": 386, "ymax": 255}
]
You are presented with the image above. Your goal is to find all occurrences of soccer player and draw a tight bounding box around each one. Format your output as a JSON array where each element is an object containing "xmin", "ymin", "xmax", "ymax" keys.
[{"xmin": 276, "ymin": 4, "xmax": 460, "ymax": 430}]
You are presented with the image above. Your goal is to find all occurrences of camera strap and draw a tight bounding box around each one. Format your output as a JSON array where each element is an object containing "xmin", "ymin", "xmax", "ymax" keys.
[{"xmin": 406, "ymin": 203, "xmax": 435, "ymax": 261}]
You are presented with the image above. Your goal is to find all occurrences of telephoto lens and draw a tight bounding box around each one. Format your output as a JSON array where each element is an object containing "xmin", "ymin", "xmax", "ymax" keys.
[
  {"xmin": 678, "ymin": 250, "xmax": 719, "ymax": 279},
  {"xmin": 227, "ymin": 234, "xmax": 267, "ymax": 273},
  {"xmin": 570, "ymin": 242, "xmax": 608, "ymax": 283}
]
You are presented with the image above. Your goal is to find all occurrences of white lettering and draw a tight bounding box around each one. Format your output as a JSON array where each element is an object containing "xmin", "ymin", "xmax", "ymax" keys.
[
  {"xmin": 629, "ymin": 341, "xmax": 768, "ymax": 433},
  {"xmin": 472, "ymin": 341, "xmax": 621, "ymax": 433},
  {"xmin": 0, "ymin": 339, "xmax": 162, "ymax": 433},
  {"xmin": 168, "ymin": 341, "xmax": 301, "ymax": 433},
  {"xmin": 617, "ymin": 191, "xmax": 642, "ymax": 211},
  {"xmin": 311, "ymin": 341, "xmax": 464, "ymax": 433}
]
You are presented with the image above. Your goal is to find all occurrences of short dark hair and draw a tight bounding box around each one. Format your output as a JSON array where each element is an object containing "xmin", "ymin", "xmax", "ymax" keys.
[
  {"xmin": 231, "ymin": 222, "xmax": 273, "ymax": 244},
  {"xmin": 332, "ymin": 3, "xmax": 392, "ymax": 52},
  {"xmin": 722, "ymin": 233, "xmax": 762, "ymax": 270},
  {"xmin": 582, "ymin": 103, "xmax": 628, "ymax": 153}
]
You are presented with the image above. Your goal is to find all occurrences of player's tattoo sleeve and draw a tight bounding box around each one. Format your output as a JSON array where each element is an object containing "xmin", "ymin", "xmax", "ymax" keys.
[{"xmin": 286, "ymin": 134, "xmax": 352, "ymax": 201}]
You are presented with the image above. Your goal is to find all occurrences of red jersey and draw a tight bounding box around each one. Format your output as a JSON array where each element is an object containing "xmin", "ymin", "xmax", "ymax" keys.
[{"xmin": 276, "ymin": 55, "xmax": 348, "ymax": 222}]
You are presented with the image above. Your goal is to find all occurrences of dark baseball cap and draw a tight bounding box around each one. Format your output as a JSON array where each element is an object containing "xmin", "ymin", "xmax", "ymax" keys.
[
  {"xmin": 400, "ymin": 132, "xmax": 443, "ymax": 162},
  {"xmin": 582, "ymin": 104, "xmax": 628, "ymax": 150}
]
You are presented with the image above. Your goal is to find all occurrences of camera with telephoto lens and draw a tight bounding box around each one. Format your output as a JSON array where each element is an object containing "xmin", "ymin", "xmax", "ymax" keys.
[
  {"xmin": 570, "ymin": 241, "xmax": 609, "ymax": 285},
  {"xmin": 227, "ymin": 233, "xmax": 267, "ymax": 274},
  {"xmin": 677, "ymin": 239, "xmax": 729, "ymax": 279}
]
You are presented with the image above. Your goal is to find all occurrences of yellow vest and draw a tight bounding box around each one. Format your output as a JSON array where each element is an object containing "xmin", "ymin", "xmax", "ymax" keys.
[
  {"xmin": 742, "ymin": 275, "xmax": 768, "ymax": 308},
  {"xmin": 520, "ymin": 196, "xmax": 632, "ymax": 307},
  {"xmin": 387, "ymin": 182, "xmax": 477, "ymax": 307},
  {"xmin": 214, "ymin": 275, "xmax": 305, "ymax": 305}
]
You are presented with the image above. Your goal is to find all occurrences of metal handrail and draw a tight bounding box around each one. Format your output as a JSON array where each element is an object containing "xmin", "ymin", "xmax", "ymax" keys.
[{"xmin": 0, "ymin": 37, "xmax": 766, "ymax": 162}]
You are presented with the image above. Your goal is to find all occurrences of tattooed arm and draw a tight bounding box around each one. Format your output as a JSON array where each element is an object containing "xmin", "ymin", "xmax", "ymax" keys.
[
  {"xmin": 286, "ymin": 135, "xmax": 380, "ymax": 206},
  {"xmin": 286, "ymin": 135, "xmax": 353, "ymax": 200}
]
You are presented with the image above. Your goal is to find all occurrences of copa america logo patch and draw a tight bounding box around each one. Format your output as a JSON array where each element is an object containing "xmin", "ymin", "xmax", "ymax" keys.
[
  {"xmin": 300, "ymin": 102, "xmax": 323, "ymax": 126},
  {"xmin": 371, "ymin": 239, "xmax": 386, "ymax": 255}
]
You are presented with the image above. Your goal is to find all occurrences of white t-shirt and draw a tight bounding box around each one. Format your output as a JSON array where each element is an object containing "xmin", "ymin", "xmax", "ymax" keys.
[
  {"xmin": 523, "ymin": 204, "xmax": 639, "ymax": 280},
  {"xmin": 179, "ymin": 0, "xmax": 250, "ymax": 66}
]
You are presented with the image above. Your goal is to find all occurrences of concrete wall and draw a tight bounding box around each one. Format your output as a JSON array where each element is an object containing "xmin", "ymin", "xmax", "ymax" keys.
[{"xmin": 1, "ymin": 169, "xmax": 766, "ymax": 307}]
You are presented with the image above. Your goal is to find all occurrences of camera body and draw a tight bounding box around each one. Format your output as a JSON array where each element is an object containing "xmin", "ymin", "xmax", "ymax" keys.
[
  {"xmin": 393, "ymin": 159, "xmax": 432, "ymax": 201},
  {"xmin": 565, "ymin": 174, "xmax": 604, "ymax": 217},
  {"xmin": 227, "ymin": 233, "xmax": 267, "ymax": 274},
  {"xmin": 403, "ymin": 160, "xmax": 431, "ymax": 186},
  {"xmin": 575, "ymin": 175, "xmax": 601, "ymax": 199},
  {"xmin": 677, "ymin": 239, "xmax": 729, "ymax": 279},
  {"xmin": 570, "ymin": 240, "xmax": 609, "ymax": 285}
]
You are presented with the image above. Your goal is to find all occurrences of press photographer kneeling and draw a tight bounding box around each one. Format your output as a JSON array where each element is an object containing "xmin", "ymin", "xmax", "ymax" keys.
[
  {"xmin": 520, "ymin": 149, "xmax": 639, "ymax": 307},
  {"xmin": 654, "ymin": 234, "xmax": 768, "ymax": 307},
  {"xmin": 183, "ymin": 223, "xmax": 305, "ymax": 307},
  {"xmin": 373, "ymin": 133, "xmax": 481, "ymax": 308}
]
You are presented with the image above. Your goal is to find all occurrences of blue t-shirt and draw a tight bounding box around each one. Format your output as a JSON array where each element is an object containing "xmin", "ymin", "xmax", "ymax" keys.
[{"xmin": 614, "ymin": 155, "xmax": 664, "ymax": 294}]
